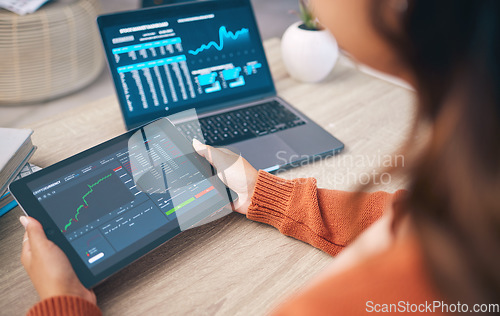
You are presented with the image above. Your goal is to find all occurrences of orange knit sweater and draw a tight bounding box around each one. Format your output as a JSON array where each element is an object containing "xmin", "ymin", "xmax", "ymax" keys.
[{"xmin": 26, "ymin": 171, "xmax": 440, "ymax": 315}]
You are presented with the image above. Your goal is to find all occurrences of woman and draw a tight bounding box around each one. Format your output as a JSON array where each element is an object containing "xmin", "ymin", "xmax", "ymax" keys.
[{"xmin": 19, "ymin": 0, "xmax": 500, "ymax": 314}]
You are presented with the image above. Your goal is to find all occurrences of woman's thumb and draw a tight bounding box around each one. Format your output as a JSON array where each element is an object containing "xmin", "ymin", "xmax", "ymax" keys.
[
  {"xmin": 192, "ymin": 138, "xmax": 208, "ymax": 156},
  {"xmin": 21, "ymin": 216, "xmax": 48, "ymax": 247},
  {"xmin": 193, "ymin": 138, "xmax": 218, "ymax": 167}
]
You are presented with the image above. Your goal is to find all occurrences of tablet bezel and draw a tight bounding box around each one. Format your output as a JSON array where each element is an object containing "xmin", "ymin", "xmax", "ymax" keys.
[{"xmin": 10, "ymin": 118, "xmax": 235, "ymax": 288}]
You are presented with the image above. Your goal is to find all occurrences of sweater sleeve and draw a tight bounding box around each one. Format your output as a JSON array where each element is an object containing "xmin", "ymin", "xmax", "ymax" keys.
[
  {"xmin": 271, "ymin": 237, "xmax": 443, "ymax": 316},
  {"xmin": 26, "ymin": 296, "xmax": 101, "ymax": 316},
  {"xmin": 247, "ymin": 170, "xmax": 405, "ymax": 256}
]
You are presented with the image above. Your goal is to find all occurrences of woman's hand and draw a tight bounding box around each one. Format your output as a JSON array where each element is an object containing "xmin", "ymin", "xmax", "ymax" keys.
[
  {"xmin": 20, "ymin": 216, "xmax": 96, "ymax": 304},
  {"xmin": 192, "ymin": 138, "xmax": 258, "ymax": 215}
]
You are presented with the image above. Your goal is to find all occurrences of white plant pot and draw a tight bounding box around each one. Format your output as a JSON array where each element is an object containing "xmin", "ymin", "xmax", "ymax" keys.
[{"xmin": 281, "ymin": 21, "xmax": 339, "ymax": 83}]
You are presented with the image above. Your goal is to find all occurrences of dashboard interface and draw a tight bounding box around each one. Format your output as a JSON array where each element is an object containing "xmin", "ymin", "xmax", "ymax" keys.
[
  {"xmin": 26, "ymin": 119, "xmax": 231, "ymax": 275},
  {"xmin": 99, "ymin": 0, "xmax": 274, "ymax": 129}
]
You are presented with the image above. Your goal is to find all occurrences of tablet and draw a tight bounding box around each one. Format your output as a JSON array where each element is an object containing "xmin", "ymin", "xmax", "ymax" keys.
[{"xmin": 10, "ymin": 118, "xmax": 235, "ymax": 288}]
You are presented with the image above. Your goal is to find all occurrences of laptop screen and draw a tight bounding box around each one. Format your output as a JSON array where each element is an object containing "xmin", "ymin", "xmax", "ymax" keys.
[{"xmin": 98, "ymin": 0, "xmax": 275, "ymax": 130}]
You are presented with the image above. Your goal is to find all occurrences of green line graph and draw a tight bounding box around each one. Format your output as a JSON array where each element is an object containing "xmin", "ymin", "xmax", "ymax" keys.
[{"xmin": 62, "ymin": 173, "xmax": 113, "ymax": 232}]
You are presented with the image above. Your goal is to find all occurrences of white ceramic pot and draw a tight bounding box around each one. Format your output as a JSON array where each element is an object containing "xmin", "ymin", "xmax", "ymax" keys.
[{"xmin": 281, "ymin": 21, "xmax": 339, "ymax": 83}]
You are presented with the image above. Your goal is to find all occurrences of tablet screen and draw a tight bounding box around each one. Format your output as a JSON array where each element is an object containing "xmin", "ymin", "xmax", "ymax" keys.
[{"xmin": 17, "ymin": 118, "xmax": 233, "ymax": 278}]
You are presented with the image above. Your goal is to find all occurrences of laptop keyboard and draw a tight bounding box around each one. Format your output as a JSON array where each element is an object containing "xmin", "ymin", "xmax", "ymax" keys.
[{"xmin": 176, "ymin": 100, "xmax": 306, "ymax": 146}]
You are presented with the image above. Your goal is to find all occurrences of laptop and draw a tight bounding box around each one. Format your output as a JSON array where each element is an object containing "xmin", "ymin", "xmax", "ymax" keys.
[{"xmin": 97, "ymin": 0, "xmax": 344, "ymax": 173}]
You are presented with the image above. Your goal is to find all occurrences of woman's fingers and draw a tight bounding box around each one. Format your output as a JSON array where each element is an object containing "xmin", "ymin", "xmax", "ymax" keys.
[
  {"xmin": 19, "ymin": 216, "xmax": 96, "ymax": 303},
  {"xmin": 193, "ymin": 138, "xmax": 209, "ymax": 157},
  {"xmin": 192, "ymin": 138, "xmax": 258, "ymax": 214},
  {"xmin": 192, "ymin": 138, "xmax": 237, "ymax": 168},
  {"xmin": 20, "ymin": 216, "xmax": 50, "ymax": 259},
  {"xmin": 19, "ymin": 216, "xmax": 42, "ymax": 270},
  {"xmin": 21, "ymin": 229, "xmax": 31, "ymax": 268},
  {"xmin": 24, "ymin": 217, "xmax": 49, "ymax": 253},
  {"xmin": 193, "ymin": 139, "xmax": 240, "ymax": 178},
  {"xmin": 192, "ymin": 138, "xmax": 257, "ymax": 176}
]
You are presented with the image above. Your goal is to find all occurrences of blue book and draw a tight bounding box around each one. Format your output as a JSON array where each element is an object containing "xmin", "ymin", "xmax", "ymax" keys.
[{"xmin": 0, "ymin": 192, "xmax": 17, "ymax": 217}]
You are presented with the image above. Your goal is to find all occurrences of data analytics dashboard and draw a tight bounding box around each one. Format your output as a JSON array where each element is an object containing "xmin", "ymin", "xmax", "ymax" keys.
[{"xmin": 98, "ymin": 0, "xmax": 274, "ymax": 129}]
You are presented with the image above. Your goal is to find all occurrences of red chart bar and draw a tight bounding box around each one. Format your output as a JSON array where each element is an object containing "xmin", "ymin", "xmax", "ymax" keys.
[
  {"xmin": 195, "ymin": 186, "xmax": 214, "ymax": 199},
  {"xmin": 113, "ymin": 166, "xmax": 122, "ymax": 172}
]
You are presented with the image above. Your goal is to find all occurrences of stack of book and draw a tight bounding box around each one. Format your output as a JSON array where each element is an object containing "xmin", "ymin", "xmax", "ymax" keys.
[
  {"xmin": 0, "ymin": 128, "xmax": 37, "ymax": 216},
  {"xmin": 0, "ymin": 163, "xmax": 41, "ymax": 216}
]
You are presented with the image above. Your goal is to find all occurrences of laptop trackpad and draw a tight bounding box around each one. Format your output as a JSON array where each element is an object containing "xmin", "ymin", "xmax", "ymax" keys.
[{"xmin": 226, "ymin": 135, "xmax": 298, "ymax": 171}]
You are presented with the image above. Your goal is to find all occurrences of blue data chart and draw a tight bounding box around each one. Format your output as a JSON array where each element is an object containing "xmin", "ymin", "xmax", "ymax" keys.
[
  {"xmin": 197, "ymin": 73, "xmax": 217, "ymax": 86},
  {"xmin": 194, "ymin": 63, "xmax": 249, "ymax": 95},
  {"xmin": 117, "ymin": 55, "xmax": 187, "ymax": 73},
  {"xmin": 102, "ymin": 4, "xmax": 274, "ymax": 122},
  {"xmin": 222, "ymin": 67, "xmax": 241, "ymax": 81},
  {"xmin": 205, "ymin": 81, "xmax": 222, "ymax": 93},
  {"xmin": 245, "ymin": 62, "xmax": 262, "ymax": 75},
  {"xmin": 229, "ymin": 76, "xmax": 245, "ymax": 88},
  {"xmin": 188, "ymin": 26, "xmax": 249, "ymax": 56},
  {"xmin": 112, "ymin": 38, "xmax": 182, "ymax": 55}
]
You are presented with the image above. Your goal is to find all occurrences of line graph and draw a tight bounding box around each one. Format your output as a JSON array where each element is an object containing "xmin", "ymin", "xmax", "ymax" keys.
[
  {"xmin": 49, "ymin": 169, "xmax": 134, "ymax": 234},
  {"xmin": 62, "ymin": 173, "xmax": 113, "ymax": 232},
  {"xmin": 188, "ymin": 26, "xmax": 249, "ymax": 56}
]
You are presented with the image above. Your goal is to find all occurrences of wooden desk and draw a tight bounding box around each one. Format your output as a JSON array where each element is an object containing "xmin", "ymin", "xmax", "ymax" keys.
[{"xmin": 0, "ymin": 38, "xmax": 414, "ymax": 315}]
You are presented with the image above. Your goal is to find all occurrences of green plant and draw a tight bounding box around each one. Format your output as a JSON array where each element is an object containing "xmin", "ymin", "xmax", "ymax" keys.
[{"xmin": 291, "ymin": 0, "xmax": 321, "ymax": 30}]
